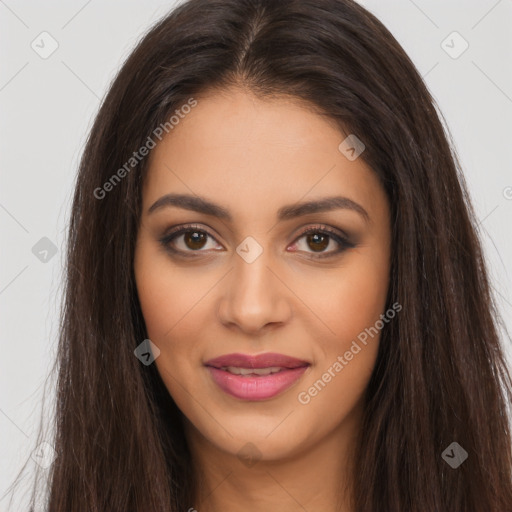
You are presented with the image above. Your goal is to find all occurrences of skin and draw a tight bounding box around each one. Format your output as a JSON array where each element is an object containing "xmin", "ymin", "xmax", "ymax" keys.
[{"xmin": 134, "ymin": 87, "xmax": 391, "ymax": 512}]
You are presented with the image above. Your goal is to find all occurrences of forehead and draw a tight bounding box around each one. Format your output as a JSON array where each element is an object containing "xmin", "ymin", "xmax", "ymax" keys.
[
  {"xmin": 150, "ymin": 88, "xmax": 343, "ymax": 165},
  {"xmin": 143, "ymin": 88, "xmax": 386, "ymax": 223}
]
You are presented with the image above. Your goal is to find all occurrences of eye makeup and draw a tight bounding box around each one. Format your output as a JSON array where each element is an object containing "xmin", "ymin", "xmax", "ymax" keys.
[{"xmin": 157, "ymin": 222, "xmax": 356, "ymax": 260}]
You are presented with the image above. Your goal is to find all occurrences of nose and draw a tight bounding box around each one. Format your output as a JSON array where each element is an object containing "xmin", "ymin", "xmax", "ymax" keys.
[{"xmin": 216, "ymin": 248, "xmax": 292, "ymax": 335}]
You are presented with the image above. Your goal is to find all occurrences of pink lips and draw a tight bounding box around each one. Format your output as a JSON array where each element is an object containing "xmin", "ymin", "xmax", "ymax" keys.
[{"xmin": 204, "ymin": 352, "xmax": 310, "ymax": 401}]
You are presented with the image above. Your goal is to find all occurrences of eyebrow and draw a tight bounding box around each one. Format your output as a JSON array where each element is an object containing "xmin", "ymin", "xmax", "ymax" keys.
[{"xmin": 147, "ymin": 193, "xmax": 370, "ymax": 223}]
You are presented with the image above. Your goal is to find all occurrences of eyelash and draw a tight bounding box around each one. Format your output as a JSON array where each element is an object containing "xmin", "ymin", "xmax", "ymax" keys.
[{"xmin": 158, "ymin": 223, "xmax": 355, "ymax": 259}]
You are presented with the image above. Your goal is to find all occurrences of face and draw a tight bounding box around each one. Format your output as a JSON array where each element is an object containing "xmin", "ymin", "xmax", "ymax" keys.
[{"xmin": 134, "ymin": 87, "xmax": 391, "ymax": 462}]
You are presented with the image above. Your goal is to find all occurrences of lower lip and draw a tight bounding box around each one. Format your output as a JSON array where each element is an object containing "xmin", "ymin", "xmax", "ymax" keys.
[{"xmin": 206, "ymin": 366, "xmax": 309, "ymax": 401}]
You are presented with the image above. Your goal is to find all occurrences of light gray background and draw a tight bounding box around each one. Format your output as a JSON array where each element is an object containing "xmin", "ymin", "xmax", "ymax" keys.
[{"xmin": 1, "ymin": 0, "xmax": 511, "ymax": 508}]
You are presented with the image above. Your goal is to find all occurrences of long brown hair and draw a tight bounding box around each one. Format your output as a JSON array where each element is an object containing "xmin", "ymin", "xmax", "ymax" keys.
[{"xmin": 12, "ymin": 0, "xmax": 512, "ymax": 510}]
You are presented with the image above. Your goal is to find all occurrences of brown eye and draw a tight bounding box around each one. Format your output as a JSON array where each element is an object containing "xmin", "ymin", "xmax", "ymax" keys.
[
  {"xmin": 183, "ymin": 230, "xmax": 208, "ymax": 250},
  {"xmin": 159, "ymin": 223, "xmax": 354, "ymax": 259},
  {"xmin": 306, "ymin": 232, "xmax": 329, "ymax": 252},
  {"xmin": 159, "ymin": 224, "xmax": 223, "ymax": 256},
  {"xmin": 289, "ymin": 225, "xmax": 355, "ymax": 258}
]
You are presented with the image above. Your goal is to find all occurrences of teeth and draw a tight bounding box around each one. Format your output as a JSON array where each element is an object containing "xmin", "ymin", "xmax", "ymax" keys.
[{"xmin": 222, "ymin": 366, "xmax": 283, "ymax": 376}]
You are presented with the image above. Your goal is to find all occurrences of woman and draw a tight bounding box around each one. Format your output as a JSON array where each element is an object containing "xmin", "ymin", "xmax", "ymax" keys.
[{"xmin": 19, "ymin": 0, "xmax": 512, "ymax": 510}]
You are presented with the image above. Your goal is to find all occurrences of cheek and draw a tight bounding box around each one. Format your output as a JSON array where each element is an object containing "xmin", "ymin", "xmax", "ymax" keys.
[
  {"xmin": 306, "ymin": 253, "xmax": 389, "ymax": 351},
  {"xmin": 296, "ymin": 250, "xmax": 389, "ymax": 406},
  {"xmin": 134, "ymin": 244, "xmax": 214, "ymax": 389},
  {"xmin": 338, "ymin": 267, "xmax": 388, "ymax": 341},
  {"xmin": 134, "ymin": 243, "xmax": 208, "ymax": 341}
]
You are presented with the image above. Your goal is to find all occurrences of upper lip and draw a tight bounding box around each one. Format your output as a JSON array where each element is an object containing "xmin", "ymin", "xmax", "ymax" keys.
[{"xmin": 204, "ymin": 352, "xmax": 310, "ymax": 370}]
